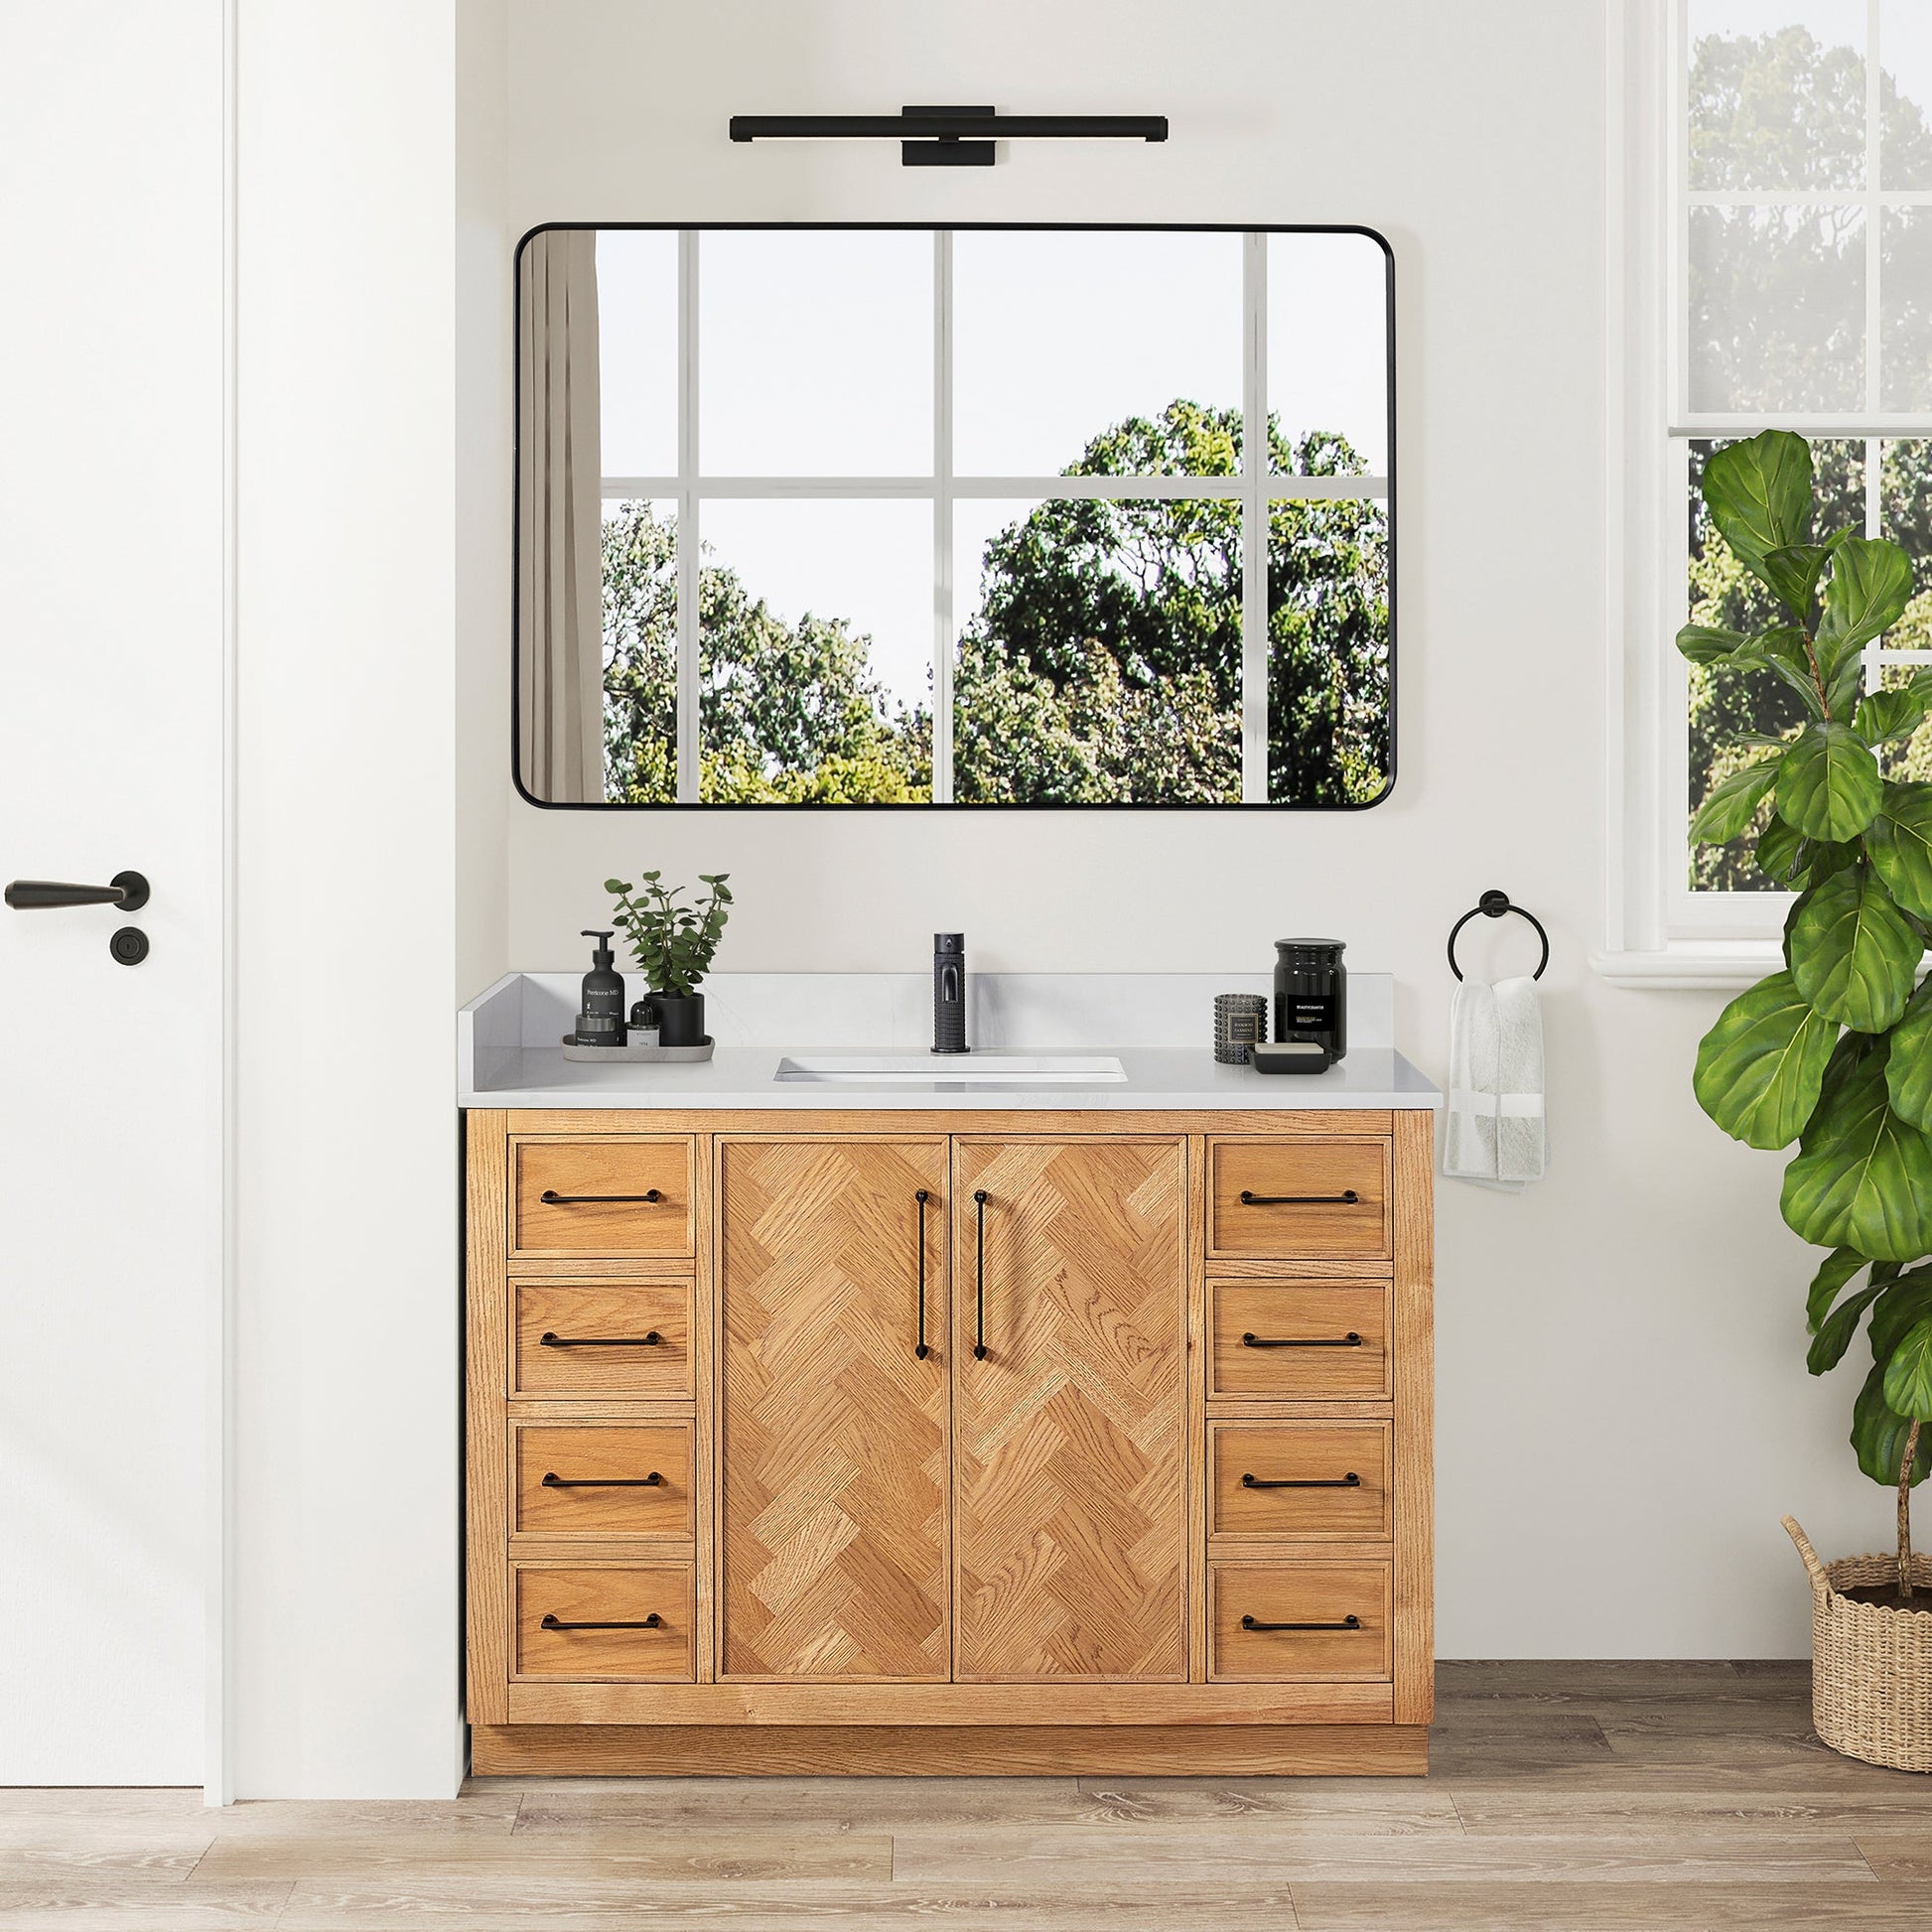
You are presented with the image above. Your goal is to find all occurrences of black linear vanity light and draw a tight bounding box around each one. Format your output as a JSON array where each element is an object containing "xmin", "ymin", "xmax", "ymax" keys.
[{"xmin": 727, "ymin": 105, "xmax": 1168, "ymax": 167}]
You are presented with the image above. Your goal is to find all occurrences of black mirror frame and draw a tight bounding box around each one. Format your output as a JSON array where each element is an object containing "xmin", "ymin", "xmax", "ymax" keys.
[{"xmin": 512, "ymin": 219, "xmax": 1396, "ymax": 813}]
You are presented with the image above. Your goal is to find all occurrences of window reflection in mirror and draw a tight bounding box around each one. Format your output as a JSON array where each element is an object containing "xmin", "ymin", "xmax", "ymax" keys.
[{"xmin": 515, "ymin": 224, "xmax": 1394, "ymax": 809}]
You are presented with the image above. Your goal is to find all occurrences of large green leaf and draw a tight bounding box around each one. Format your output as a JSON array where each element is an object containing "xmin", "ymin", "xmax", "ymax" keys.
[
  {"xmin": 1733, "ymin": 628, "xmax": 1827, "ymax": 718},
  {"xmin": 1807, "ymin": 1246, "xmax": 1872, "ymax": 1332},
  {"xmin": 1762, "ymin": 528, "xmax": 1854, "ymax": 621},
  {"xmin": 1677, "ymin": 622, "xmax": 1748, "ymax": 664},
  {"xmin": 1820, "ymin": 537, "xmax": 1915, "ymax": 657},
  {"xmin": 1884, "ymin": 1318, "xmax": 1932, "ymax": 1423},
  {"xmin": 1809, "ymin": 1280, "xmax": 1887, "ymax": 1373},
  {"xmin": 1853, "ymin": 1361, "xmax": 1932, "ymax": 1487},
  {"xmin": 1805, "ymin": 1029, "xmax": 1879, "ymax": 1146},
  {"xmin": 1826, "ymin": 645, "xmax": 1867, "ymax": 726},
  {"xmin": 1865, "ymin": 783, "xmax": 1932, "ymax": 919},
  {"xmin": 1856, "ymin": 673, "xmax": 1932, "ymax": 747},
  {"xmin": 1692, "ymin": 970, "xmax": 1839, "ymax": 1148},
  {"xmin": 1809, "ymin": 840, "xmax": 1863, "ymax": 891},
  {"xmin": 1702, "ymin": 432, "xmax": 1814, "ymax": 612},
  {"xmin": 1755, "ymin": 815, "xmax": 1807, "ymax": 886},
  {"xmin": 1776, "ymin": 723, "xmax": 1881, "ymax": 840},
  {"xmin": 1871, "ymin": 1266, "xmax": 1932, "ymax": 1361},
  {"xmin": 1691, "ymin": 758, "xmax": 1781, "ymax": 845},
  {"xmin": 1782, "ymin": 1043, "xmax": 1932, "ymax": 1259},
  {"xmin": 1887, "ymin": 979, "xmax": 1932, "ymax": 1131},
  {"xmin": 1788, "ymin": 868, "xmax": 1920, "ymax": 1031}
]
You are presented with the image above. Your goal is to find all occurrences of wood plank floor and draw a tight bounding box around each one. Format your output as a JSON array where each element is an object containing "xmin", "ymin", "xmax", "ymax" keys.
[{"xmin": 4, "ymin": 1664, "xmax": 1932, "ymax": 1929}]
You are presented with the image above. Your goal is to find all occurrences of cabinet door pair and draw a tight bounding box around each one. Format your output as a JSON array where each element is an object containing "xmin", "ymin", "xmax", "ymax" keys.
[{"xmin": 719, "ymin": 1136, "xmax": 1188, "ymax": 1684}]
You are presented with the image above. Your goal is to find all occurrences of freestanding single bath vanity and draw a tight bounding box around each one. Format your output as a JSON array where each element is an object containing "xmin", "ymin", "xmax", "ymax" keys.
[{"xmin": 460, "ymin": 972, "xmax": 1439, "ymax": 1775}]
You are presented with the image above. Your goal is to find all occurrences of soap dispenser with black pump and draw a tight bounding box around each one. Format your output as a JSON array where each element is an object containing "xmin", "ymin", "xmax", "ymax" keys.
[{"xmin": 575, "ymin": 929, "xmax": 627, "ymax": 1048}]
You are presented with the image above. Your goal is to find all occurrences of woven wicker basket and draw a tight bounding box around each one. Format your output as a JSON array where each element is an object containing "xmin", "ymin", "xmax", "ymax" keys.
[{"xmin": 1784, "ymin": 1515, "xmax": 1932, "ymax": 1772}]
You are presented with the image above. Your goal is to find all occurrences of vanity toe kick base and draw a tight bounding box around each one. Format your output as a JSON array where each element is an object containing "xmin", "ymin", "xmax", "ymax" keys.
[{"xmin": 466, "ymin": 1107, "xmax": 1434, "ymax": 1775}]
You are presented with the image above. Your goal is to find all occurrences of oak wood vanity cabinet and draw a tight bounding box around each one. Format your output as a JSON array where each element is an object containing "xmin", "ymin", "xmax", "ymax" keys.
[{"xmin": 466, "ymin": 1107, "xmax": 1434, "ymax": 1775}]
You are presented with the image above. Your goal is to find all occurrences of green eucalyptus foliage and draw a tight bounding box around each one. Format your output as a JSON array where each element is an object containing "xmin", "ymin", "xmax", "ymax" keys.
[
  {"xmin": 1683, "ymin": 430, "xmax": 1931, "ymax": 1491},
  {"xmin": 604, "ymin": 870, "xmax": 733, "ymax": 998}
]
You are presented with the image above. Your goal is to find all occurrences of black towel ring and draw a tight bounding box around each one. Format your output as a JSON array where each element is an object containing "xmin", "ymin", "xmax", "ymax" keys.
[{"xmin": 1447, "ymin": 890, "xmax": 1550, "ymax": 982}]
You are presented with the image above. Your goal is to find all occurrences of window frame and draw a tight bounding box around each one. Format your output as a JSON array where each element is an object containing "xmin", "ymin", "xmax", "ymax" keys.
[
  {"xmin": 511, "ymin": 220, "xmax": 1398, "ymax": 812},
  {"xmin": 1603, "ymin": 1, "xmax": 1932, "ymax": 983}
]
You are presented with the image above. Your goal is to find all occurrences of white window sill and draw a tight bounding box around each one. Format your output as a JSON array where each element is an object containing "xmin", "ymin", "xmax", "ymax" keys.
[{"xmin": 1589, "ymin": 942, "xmax": 1782, "ymax": 990}]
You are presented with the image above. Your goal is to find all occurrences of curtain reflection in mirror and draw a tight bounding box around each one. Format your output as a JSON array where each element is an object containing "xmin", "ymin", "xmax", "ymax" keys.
[{"xmin": 517, "ymin": 231, "xmax": 605, "ymax": 802}]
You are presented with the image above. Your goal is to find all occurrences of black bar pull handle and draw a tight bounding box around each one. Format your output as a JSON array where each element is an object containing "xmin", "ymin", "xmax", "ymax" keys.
[
  {"xmin": 914, "ymin": 1188, "xmax": 931, "ymax": 1359},
  {"xmin": 539, "ymin": 1188, "xmax": 662, "ymax": 1204},
  {"xmin": 1242, "ymin": 1613, "xmax": 1361, "ymax": 1632},
  {"xmin": 1240, "ymin": 1188, "xmax": 1359, "ymax": 1206},
  {"xmin": 1242, "ymin": 1331, "xmax": 1363, "ymax": 1349},
  {"xmin": 1241, "ymin": 1471, "xmax": 1361, "ymax": 1489},
  {"xmin": 973, "ymin": 1189, "xmax": 989, "ymax": 1359},
  {"xmin": 540, "ymin": 1612, "xmax": 662, "ymax": 1631},
  {"xmin": 541, "ymin": 1471, "xmax": 663, "ymax": 1488},
  {"xmin": 539, "ymin": 1330, "xmax": 662, "ymax": 1348},
  {"xmin": 6, "ymin": 870, "xmax": 149, "ymax": 911}
]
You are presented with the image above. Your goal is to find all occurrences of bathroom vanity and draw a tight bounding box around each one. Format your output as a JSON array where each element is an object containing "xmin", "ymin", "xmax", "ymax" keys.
[{"xmin": 460, "ymin": 973, "xmax": 1439, "ymax": 1775}]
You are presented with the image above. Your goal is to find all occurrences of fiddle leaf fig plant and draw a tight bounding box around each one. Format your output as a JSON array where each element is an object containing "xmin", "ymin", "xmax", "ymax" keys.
[
  {"xmin": 604, "ymin": 870, "xmax": 732, "ymax": 999},
  {"xmin": 1688, "ymin": 430, "xmax": 1932, "ymax": 1600}
]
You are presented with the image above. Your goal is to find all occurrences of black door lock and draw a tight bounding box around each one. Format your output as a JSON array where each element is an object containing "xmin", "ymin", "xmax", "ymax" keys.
[{"xmin": 110, "ymin": 927, "xmax": 150, "ymax": 966}]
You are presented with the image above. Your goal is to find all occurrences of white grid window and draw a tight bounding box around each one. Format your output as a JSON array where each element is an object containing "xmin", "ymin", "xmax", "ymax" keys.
[
  {"xmin": 1669, "ymin": 2, "xmax": 1932, "ymax": 924},
  {"xmin": 578, "ymin": 224, "xmax": 1394, "ymax": 809}
]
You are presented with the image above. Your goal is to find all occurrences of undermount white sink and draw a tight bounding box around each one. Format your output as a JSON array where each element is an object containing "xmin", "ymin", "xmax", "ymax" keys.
[{"xmin": 774, "ymin": 1052, "xmax": 1128, "ymax": 1085}]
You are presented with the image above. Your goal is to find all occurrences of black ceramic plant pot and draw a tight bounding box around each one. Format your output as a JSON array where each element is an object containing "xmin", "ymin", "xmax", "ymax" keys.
[{"xmin": 633, "ymin": 991, "xmax": 705, "ymax": 1047}]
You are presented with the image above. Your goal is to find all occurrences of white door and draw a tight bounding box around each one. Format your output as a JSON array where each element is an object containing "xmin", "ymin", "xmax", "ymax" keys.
[{"xmin": 0, "ymin": 5, "xmax": 224, "ymax": 1782}]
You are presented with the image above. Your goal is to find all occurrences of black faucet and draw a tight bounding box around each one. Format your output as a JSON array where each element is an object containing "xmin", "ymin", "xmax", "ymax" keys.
[{"xmin": 933, "ymin": 932, "xmax": 968, "ymax": 1053}]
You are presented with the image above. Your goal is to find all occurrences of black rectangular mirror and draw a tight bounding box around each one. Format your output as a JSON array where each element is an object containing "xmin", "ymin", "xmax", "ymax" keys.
[{"xmin": 515, "ymin": 222, "xmax": 1394, "ymax": 809}]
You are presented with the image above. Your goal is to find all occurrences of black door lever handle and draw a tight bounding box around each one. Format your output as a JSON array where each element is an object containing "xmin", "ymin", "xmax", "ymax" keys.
[{"xmin": 6, "ymin": 871, "xmax": 149, "ymax": 911}]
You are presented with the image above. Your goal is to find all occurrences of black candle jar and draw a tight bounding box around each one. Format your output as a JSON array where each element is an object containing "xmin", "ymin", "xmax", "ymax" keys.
[{"xmin": 1273, "ymin": 938, "xmax": 1347, "ymax": 1063}]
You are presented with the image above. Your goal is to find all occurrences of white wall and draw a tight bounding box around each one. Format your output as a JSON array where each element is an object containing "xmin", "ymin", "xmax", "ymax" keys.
[
  {"xmin": 459, "ymin": 0, "xmax": 512, "ymax": 1002},
  {"xmin": 234, "ymin": 0, "xmax": 465, "ymax": 1794},
  {"xmin": 484, "ymin": 0, "xmax": 1887, "ymax": 1657}
]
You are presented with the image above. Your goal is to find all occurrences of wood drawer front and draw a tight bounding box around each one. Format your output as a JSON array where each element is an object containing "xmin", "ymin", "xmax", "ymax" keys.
[
  {"xmin": 510, "ymin": 1139, "xmax": 693, "ymax": 1257},
  {"xmin": 1209, "ymin": 1422, "xmax": 1391, "ymax": 1541},
  {"xmin": 1208, "ymin": 1280, "xmax": 1391, "ymax": 1401},
  {"xmin": 1209, "ymin": 1561, "xmax": 1392, "ymax": 1682},
  {"xmin": 512, "ymin": 1423, "xmax": 694, "ymax": 1539},
  {"xmin": 511, "ymin": 1281, "xmax": 694, "ymax": 1399},
  {"xmin": 1208, "ymin": 1139, "xmax": 1390, "ymax": 1261},
  {"xmin": 513, "ymin": 1564, "xmax": 695, "ymax": 1681}
]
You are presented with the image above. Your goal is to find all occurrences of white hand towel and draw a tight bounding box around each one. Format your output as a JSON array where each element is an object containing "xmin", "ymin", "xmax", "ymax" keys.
[{"xmin": 1444, "ymin": 974, "xmax": 1547, "ymax": 1190}]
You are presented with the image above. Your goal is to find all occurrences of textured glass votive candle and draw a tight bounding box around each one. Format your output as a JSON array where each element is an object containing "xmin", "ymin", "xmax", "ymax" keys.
[{"xmin": 1213, "ymin": 993, "xmax": 1269, "ymax": 1065}]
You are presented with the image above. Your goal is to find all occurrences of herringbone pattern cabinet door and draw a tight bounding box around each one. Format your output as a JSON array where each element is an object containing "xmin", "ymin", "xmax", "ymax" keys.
[
  {"xmin": 721, "ymin": 1139, "xmax": 950, "ymax": 1680},
  {"xmin": 952, "ymin": 1138, "xmax": 1188, "ymax": 1682}
]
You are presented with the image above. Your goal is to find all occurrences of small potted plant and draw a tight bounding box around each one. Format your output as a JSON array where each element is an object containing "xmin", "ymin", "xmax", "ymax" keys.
[
  {"xmin": 605, "ymin": 870, "xmax": 732, "ymax": 1047},
  {"xmin": 1685, "ymin": 429, "xmax": 1932, "ymax": 1770}
]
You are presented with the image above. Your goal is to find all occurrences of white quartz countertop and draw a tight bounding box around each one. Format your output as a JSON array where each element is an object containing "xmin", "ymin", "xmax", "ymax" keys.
[{"xmin": 459, "ymin": 971, "xmax": 1441, "ymax": 1113}]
